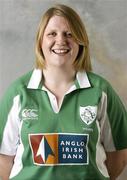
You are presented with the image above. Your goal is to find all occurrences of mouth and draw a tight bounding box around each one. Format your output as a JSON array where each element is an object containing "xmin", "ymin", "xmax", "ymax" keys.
[{"xmin": 52, "ymin": 49, "xmax": 70, "ymax": 55}]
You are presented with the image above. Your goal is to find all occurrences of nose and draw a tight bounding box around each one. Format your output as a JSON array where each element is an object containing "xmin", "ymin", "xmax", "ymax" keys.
[{"xmin": 56, "ymin": 33, "xmax": 67, "ymax": 45}]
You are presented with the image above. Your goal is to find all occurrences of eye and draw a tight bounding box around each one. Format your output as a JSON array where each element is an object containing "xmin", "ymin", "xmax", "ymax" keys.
[
  {"xmin": 48, "ymin": 32, "xmax": 56, "ymax": 37},
  {"xmin": 65, "ymin": 32, "xmax": 72, "ymax": 38}
]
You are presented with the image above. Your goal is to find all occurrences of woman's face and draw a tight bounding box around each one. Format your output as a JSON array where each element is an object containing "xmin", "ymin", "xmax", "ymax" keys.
[{"xmin": 41, "ymin": 15, "xmax": 79, "ymax": 70}]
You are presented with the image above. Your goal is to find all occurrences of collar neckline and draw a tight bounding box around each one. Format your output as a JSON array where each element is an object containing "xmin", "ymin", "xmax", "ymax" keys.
[{"xmin": 27, "ymin": 69, "xmax": 91, "ymax": 90}]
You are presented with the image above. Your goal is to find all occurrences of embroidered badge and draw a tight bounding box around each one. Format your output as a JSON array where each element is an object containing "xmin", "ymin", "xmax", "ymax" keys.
[
  {"xmin": 80, "ymin": 106, "xmax": 97, "ymax": 125},
  {"xmin": 22, "ymin": 109, "xmax": 38, "ymax": 120}
]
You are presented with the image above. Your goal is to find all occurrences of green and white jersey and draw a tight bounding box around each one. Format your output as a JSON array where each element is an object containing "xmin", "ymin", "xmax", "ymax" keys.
[{"xmin": 0, "ymin": 69, "xmax": 127, "ymax": 180}]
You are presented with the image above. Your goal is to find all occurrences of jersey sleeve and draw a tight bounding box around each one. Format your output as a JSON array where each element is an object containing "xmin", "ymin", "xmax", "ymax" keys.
[
  {"xmin": 0, "ymin": 84, "xmax": 21, "ymax": 155},
  {"xmin": 100, "ymin": 81, "xmax": 127, "ymax": 151}
]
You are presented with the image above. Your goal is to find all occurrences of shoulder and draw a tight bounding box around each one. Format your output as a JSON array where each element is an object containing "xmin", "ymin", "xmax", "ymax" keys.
[
  {"xmin": 87, "ymin": 72, "xmax": 127, "ymax": 118},
  {"xmin": 11, "ymin": 70, "xmax": 33, "ymax": 90},
  {"xmin": 86, "ymin": 71, "xmax": 123, "ymax": 106},
  {"xmin": 87, "ymin": 71, "xmax": 109, "ymax": 86},
  {"xmin": 12, "ymin": 70, "xmax": 33, "ymax": 90},
  {"xmin": 86, "ymin": 71, "xmax": 113, "ymax": 93},
  {"xmin": 0, "ymin": 70, "xmax": 33, "ymax": 102}
]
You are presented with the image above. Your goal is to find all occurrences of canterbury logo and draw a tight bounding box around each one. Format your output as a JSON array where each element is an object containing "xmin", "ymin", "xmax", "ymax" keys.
[{"xmin": 22, "ymin": 109, "xmax": 38, "ymax": 119}]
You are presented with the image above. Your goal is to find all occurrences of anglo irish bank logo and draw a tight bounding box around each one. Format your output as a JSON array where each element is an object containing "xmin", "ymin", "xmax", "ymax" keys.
[{"xmin": 29, "ymin": 133, "xmax": 89, "ymax": 166}]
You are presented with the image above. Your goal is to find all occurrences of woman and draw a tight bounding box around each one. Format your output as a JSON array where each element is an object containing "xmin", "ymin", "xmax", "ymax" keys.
[{"xmin": 0, "ymin": 4, "xmax": 127, "ymax": 180}]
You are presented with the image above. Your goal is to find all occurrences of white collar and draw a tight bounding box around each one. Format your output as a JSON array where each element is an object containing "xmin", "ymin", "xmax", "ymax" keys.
[{"xmin": 27, "ymin": 69, "xmax": 91, "ymax": 89}]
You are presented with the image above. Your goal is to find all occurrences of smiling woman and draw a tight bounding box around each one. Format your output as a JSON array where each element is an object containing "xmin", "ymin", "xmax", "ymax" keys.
[
  {"xmin": 41, "ymin": 15, "xmax": 79, "ymax": 70},
  {"xmin": 35, "ymin": 4, "xmax": 91, "ymax": 72},
  {"xmin": 0, "ymin": 4, "xmax": 127, "ymax": 180}
]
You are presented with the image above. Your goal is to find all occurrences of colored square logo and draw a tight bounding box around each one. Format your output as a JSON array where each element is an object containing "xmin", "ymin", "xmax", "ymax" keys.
[{"xmin": 29, "ymin": 133, "xmax": 89, "ymax": 166}]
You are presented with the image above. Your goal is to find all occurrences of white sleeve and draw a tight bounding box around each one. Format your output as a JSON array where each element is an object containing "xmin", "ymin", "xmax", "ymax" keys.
[
  {"xmin": 0, "ymin": 95, "xmax": 21, "ymax": 155},
  {"xmin": 98, "ymin": 92, "xmax": 116, "ymax": 152}
]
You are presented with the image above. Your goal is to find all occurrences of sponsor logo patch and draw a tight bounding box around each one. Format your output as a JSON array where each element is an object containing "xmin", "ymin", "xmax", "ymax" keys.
[
  {"xmin": 22, "ymin": 109, "xmax": 38, "ymax": 120},
  {"xmin": 29, "ymin": 133, "xmax": 89, "ymax": 166},
  {"xmin": 80, "ymin": 106, "xmax": 97, "ymax": 125}
]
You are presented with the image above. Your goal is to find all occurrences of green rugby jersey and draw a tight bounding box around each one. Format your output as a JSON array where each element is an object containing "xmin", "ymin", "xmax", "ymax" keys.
[{"xmin": 0, "ymin": 69, "xmax": 127, "ymax": 180}]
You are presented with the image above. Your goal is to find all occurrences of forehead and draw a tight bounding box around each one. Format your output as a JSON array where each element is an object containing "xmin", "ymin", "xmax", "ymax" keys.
[{"xmin": 44, "ymin": 15, "xmax": 71, "ymax": 31}]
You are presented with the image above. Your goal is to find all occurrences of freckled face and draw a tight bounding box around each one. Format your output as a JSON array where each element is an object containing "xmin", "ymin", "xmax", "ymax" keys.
[{"xmin": 41, "ymin": 15, "xmax": 79, "ymax": 69}]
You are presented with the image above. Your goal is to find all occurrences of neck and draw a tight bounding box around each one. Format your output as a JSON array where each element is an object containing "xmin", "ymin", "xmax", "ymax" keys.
[
  {"xmin": 43, "ymin": 67, "xmax": 76, "ymax": 87},
  {"xmin": 42, "ymin": 67, "xmax": 76, "ymax": 108}
]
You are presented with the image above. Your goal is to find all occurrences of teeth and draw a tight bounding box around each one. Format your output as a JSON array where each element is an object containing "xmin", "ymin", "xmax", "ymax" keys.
[{"xmin": 52, "ymin": 49, "xmax": 69, "ymax": 54}]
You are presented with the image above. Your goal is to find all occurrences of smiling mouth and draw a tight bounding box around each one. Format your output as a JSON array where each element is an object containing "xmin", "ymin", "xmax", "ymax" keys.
[{"xmin": 52, "ymin": 49, "xmax": 70, "ymax": 55}]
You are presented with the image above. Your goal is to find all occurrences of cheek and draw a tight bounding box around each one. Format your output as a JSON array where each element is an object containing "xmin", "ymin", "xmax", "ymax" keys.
[
  {"xmin": 42, "ymin": 37, "xmax": 52, "ymax": 47},
  {"xmin": 41, "ymin": 40, "xmax": 52, "ymax": 56},
  {"xmin": 70, "ymin": 40, "xmax": 79, "ymax": 53}
]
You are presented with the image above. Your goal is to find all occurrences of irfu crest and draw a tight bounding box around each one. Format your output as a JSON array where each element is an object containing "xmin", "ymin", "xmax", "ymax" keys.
[{"xmin": 80, "ymin": 106, "xmax": 97, "ymax": 125}]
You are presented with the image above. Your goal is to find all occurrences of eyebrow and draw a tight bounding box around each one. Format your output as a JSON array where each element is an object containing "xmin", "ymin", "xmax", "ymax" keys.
[{"xmin": 45, "ymin": 29, "xmax": 71, "ymax": 33}]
